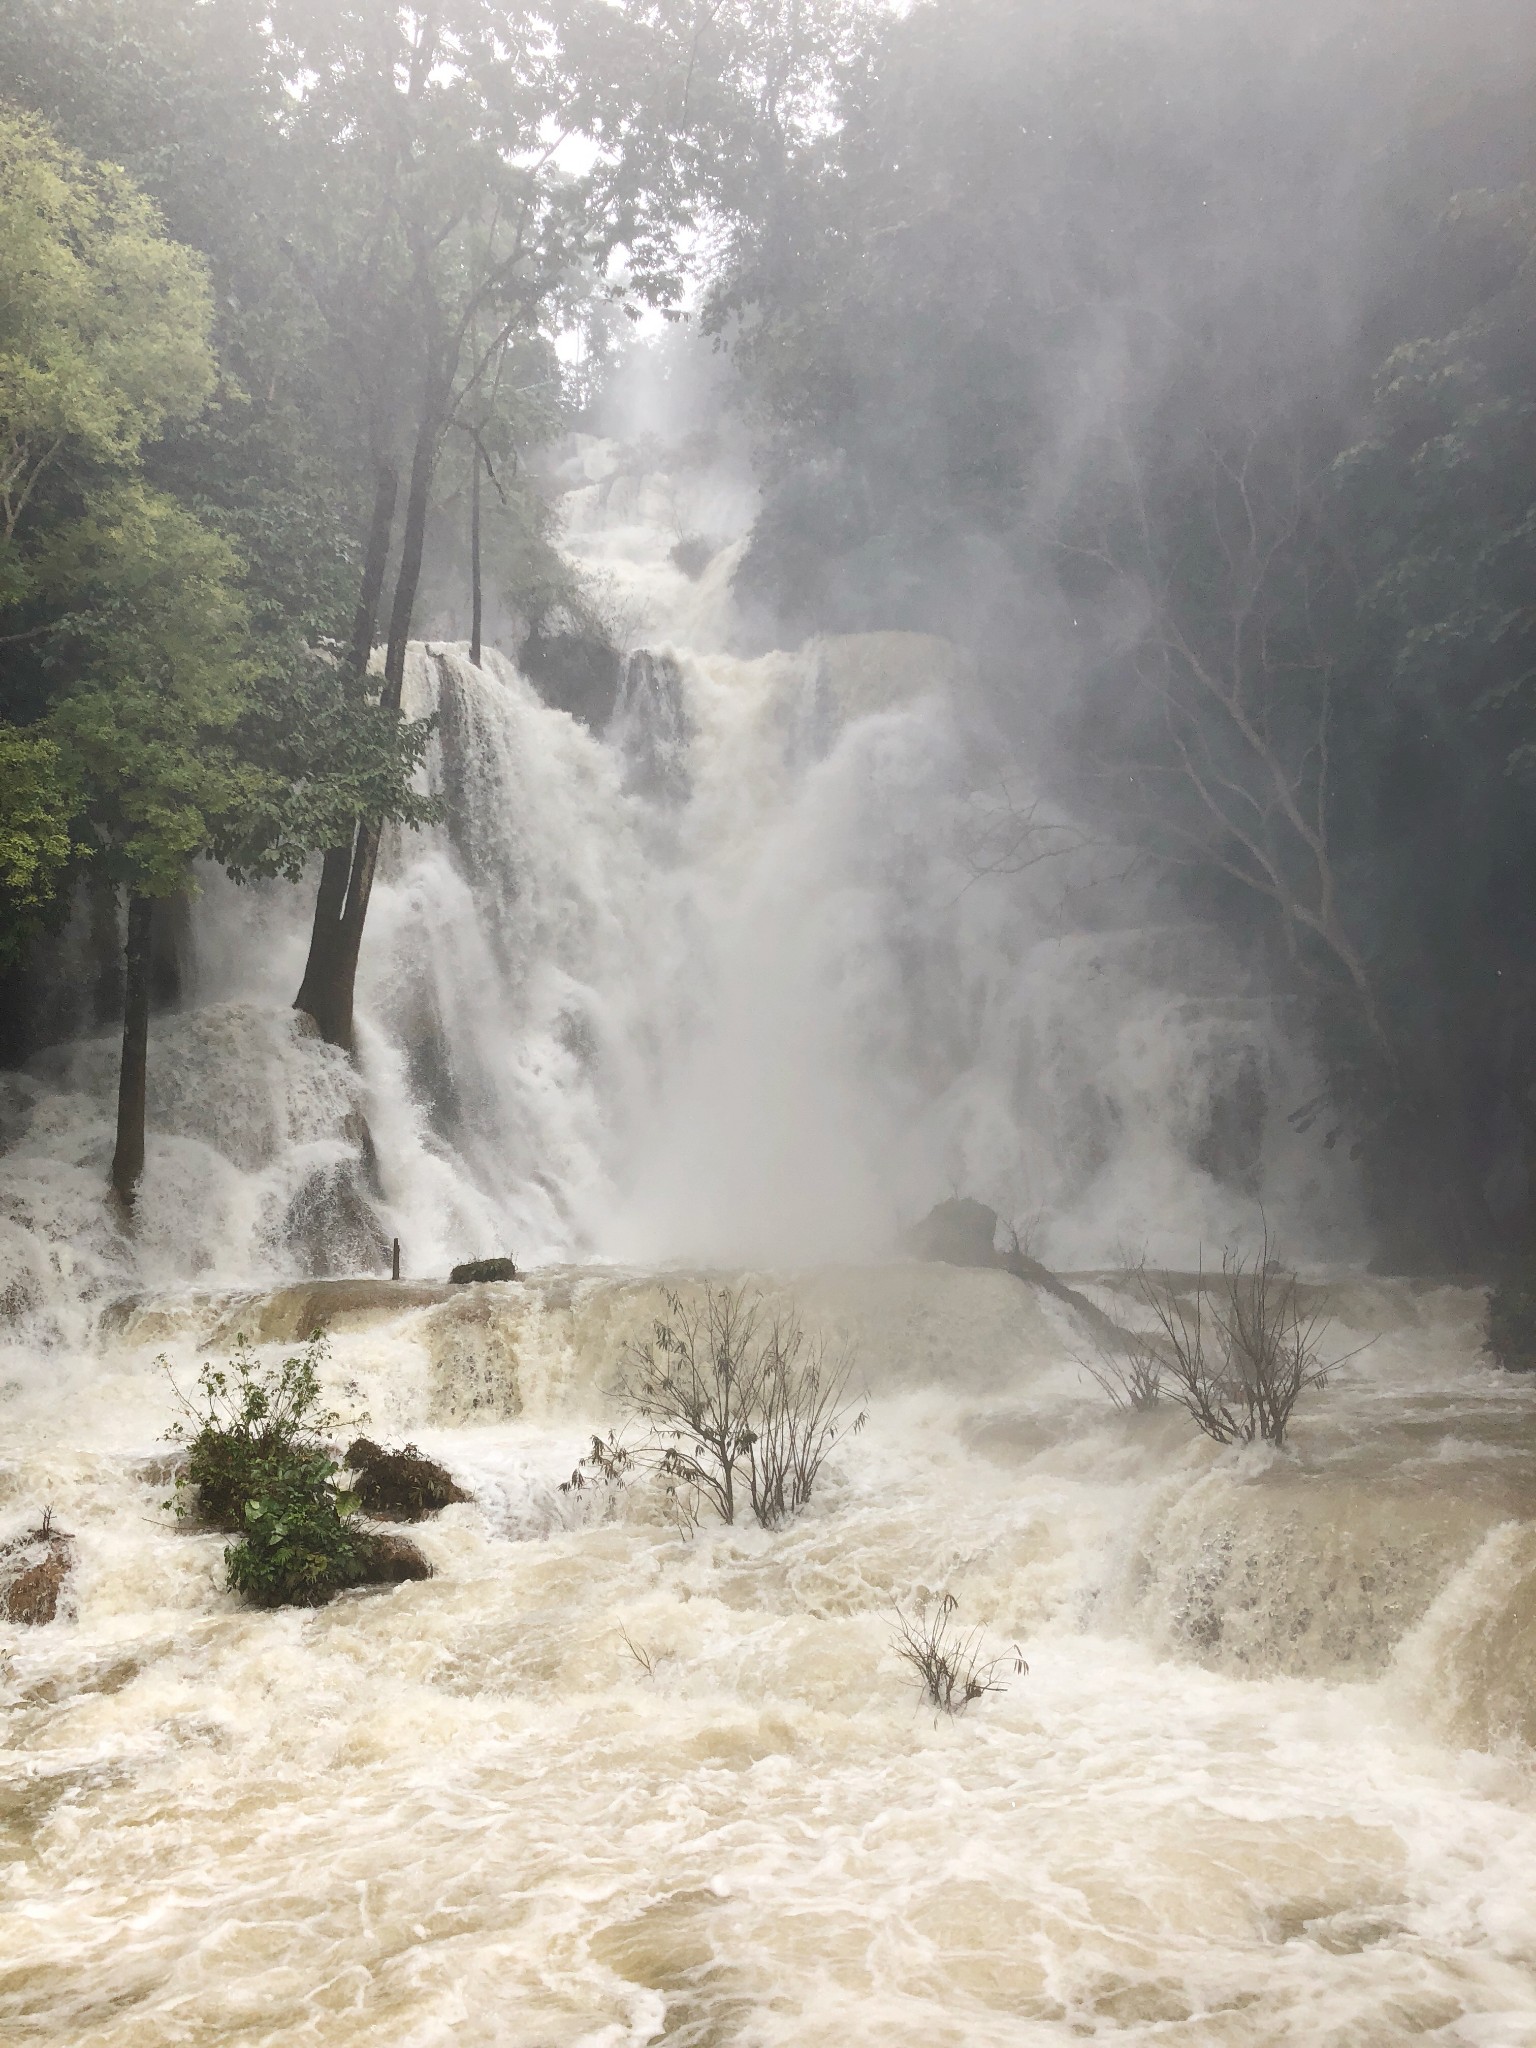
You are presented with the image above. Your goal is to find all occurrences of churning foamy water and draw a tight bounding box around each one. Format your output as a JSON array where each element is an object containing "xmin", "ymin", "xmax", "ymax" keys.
[
  {"xmin": 2, "ymin": 437, "xmax": 1532, "ymax": 2044},
  {"xmin": 3, "ymin": 1266, "xmax": 1536, "ymax": 2044}
]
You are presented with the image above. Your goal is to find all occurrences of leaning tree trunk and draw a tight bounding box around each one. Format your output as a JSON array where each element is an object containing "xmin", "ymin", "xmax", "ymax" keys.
[
  {"xmin": 469, "ymin": 440, "xmax": 483, "ymax": 668},
  {"xmin": 302, "ymin": 401, "xmax": 440, "ymax": 1052},
  {"xmin": 295, "ymin": 459, "xmax": 399, "ymax": 1045},
  {"xmin": 110, "ymin": 893, "xmax": 153, "ymax": 1215}
]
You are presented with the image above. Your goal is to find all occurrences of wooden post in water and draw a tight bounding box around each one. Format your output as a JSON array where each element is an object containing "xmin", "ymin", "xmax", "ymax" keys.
[{"xmin": 391, "ymin": 1237, "xmax": 401, "ymax": 1281}]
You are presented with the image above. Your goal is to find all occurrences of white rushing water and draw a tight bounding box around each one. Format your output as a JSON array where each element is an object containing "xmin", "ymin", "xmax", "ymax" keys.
[
  {"xmin": 0, "ymin": 432, "xmax": 1356, "ymax": 1348},
  {"xmin": 2, "ymin": 435, "xmax": 1534, "ymax": 2045},
  {"xmin": 3, "ymin": 1266, "xmax": 1536, "ymax": 2044}
]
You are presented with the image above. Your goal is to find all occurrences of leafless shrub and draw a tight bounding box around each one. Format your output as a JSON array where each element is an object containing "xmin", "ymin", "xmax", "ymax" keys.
[
  {"xmin": 1079, "ymin": 1338, "xmax": 1163, "ymax": 1412},
  {"xmin": 1001, "ymin": 1207, "xmax": 1046, "ymax": 1266},
  {"xmin": 891, "ymin": 1593, "xmax": 1026, "ymax": 1716},
  {"xmin": 618, "ymin": 1626, "xmax": 656, "ymax": 1677},
  {"xmin": 1129, "ymin": 1224, "xmax": 1344, "ymax": 1446},
  {"xmin": 607, "ymin": 1284, "xmax": 865, "ymax": 1531}
]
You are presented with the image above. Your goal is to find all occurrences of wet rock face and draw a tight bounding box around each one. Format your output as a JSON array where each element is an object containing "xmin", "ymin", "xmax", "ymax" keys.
[
  {"xmin": 281, "ymin": 1161, "xmax": 390, "ymax": 1278},
  {"xmin": 903, "ymin": 1197, "xmax": 1002, "ymax": 1269},
  {"xmin": 609, "ymin": 650, "xmax": 693, "ymax": 802},
  {"xmin": 0, "ymin": 1519, "xmax": 73, "ymax": 1625},
  {"xmin": 358, "ymin": 1532, "xmax": 432, "ymax": 1586},
  {"xmin": 520, "ymin": 626, "xmax": 622, "ymax": 729},
  {"xmin": 345, "ymin": 1438, "xmax": 470, "ymax": 1520}
]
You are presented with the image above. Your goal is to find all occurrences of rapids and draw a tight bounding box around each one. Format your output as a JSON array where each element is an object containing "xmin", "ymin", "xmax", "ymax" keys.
[
  {"xmin": 3, "ymin": 1266, "xmax": 1536, "ymax": 2043},
  {"xmin": 2, "ymin": 436, "xmax": 1534, "ymax": 2043}
]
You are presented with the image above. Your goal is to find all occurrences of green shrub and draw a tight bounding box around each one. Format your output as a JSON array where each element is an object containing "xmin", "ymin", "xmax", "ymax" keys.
[
  {"xmin": 166, "ymin": 1332, "xmax": 347, "ymax": 1532},
  {"xmin": 225, "ymin": 1463, "xmax": 375, "ymax": 1608},
  {"xmin": 162, "ymin": 1333, "xmax": 431, "ymax": 1606},
  {"xmin": 1486, "ymin": 1267, "xmax": 1536, "ymax": 1371}
]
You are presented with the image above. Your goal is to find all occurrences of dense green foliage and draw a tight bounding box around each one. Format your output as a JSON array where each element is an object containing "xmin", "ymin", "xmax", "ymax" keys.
[
  {"xmin": 0, "ymin": 104, "xmax": 246, "ymax": 916},
  {"xmin": 169, "ymin": 1332, "xmax": 346, "ymax": 1531}
]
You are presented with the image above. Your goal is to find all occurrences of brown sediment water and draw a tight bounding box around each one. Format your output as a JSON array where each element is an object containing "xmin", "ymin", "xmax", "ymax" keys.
[{"xmin": 1, "ymin": 1263, "xmax": 1534, "ymax": 2044}]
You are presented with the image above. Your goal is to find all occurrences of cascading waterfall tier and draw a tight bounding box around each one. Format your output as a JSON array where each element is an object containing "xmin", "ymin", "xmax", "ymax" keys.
[{"xmin": 0, "ymin": 433, "xmax": 1359, "ymax": 1339}]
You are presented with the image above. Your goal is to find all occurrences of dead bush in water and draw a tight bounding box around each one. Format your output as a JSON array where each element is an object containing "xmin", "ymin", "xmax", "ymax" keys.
[
  {"xmin": 1080, "ymin": 1337, "xmax": 1163, "ymax": 1412},
  {"xmin": 594, "ymin": 1284, "xmax": 864, "ymax": 1530},
  {"xmin": 891, "ymin": 1594, "xmax": 1026, "ymax": 1715},
  {"xmin": 1128, "ymin": 1227, "xmax": 1342, "ymax": 1447}
]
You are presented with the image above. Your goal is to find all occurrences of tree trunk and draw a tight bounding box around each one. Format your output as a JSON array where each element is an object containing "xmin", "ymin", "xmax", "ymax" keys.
[
  {"xmin": 381, "ymin": 398, "xmax": 440, "ymax": 714},
  {"xmin": 470, "ymin": 442, "xmax": 483, "ymax": 668},
  {"xmin": 110, "ymin": 893, "xmax": 153, "ymax": 1216},
  {"xmin": 302, "ymin": 403, "xmax": 441, "ymax": 1051},
  {"xmin": 292, "ymin": 841, "xmax": 354, "ymax": 1043},
  {"xmin": 295, "ymin": 459, "xmax": 398, "ymax": 1043}
]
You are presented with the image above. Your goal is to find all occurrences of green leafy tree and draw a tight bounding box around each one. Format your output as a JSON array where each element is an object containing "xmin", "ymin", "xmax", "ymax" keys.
[
  {"xmin": 0, "ymin": 105, "xmax": 251, "ymax": 1206},
  {"xmin": 0, "ymin": 727, "xmax": 75, "ymax": 964},
  {"xmin": 164, "ymin": 1333, "xmax": 387, "ymax": 1608}
]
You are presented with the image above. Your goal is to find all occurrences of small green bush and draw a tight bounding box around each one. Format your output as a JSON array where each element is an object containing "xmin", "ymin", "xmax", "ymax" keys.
[
  {"xmin": 163, "ymin": 1334, "xmax": 430, "ymax": 1606},
  {"xmin": 1486, "ymin": 1266, "xmax": 1536, "ymax": 1371},
  {"xmin": 168, "ymin": 1332, "xmax": 347, "ymax": 1532}
]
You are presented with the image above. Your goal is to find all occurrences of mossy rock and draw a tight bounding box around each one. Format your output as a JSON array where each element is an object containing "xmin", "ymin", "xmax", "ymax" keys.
[
  {"xmin": 449, "ymin": 1256, "xmax": 518, "ymax": 1284},
  {"xmin": 345, "ymin": 1438, "xmax": 470, "ymax": 1520}
]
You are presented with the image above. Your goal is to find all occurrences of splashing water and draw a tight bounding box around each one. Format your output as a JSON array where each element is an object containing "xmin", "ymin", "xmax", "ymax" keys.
[{"xmin": 3, "ymin": 1263, "xmax": 1536, "ymax": 2044}]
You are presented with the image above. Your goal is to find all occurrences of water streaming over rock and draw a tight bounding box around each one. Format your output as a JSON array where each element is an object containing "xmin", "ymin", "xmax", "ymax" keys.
[{"xmin": 1, "ymin": 437, "xmax": 1533, "ymax": 2044}]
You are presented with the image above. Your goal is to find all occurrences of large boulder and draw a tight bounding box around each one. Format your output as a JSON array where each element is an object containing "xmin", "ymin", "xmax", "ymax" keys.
[
  {"xmin": 0, "ymin": 1515, "xmax": 73, "ymax": 1625},
  {"xmin": 358, "ymin": 1532, "xmax": 433, "ymax": 1586},
  {"xmin": 345, "ymin": 1438, "xmax": 470, "ymax": 1520},
  {"xmin": 521, "ymin": 626, "xmax": 622, "ymax": 729},
  {"xmin": 449, "ymin": 1256, "xmax": 519, "ymax": 1284},
  {"xmin": 903, "ymin": 1197, "xmax": 1003, "ymax": 1269}
]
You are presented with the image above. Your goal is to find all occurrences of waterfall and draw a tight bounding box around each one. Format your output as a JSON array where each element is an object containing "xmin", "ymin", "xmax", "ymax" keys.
[{"xmin": 0, "ymin": 435, "xmax": 1360, "ymax": 1346}]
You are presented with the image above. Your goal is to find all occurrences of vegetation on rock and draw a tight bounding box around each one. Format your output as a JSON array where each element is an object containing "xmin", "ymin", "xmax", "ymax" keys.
[
  {"xmin": 164, "ymin": 1333, "xmax": 429, "ymax": 1606},
  {"xmin": 449, "ymin": 1257, "xmax": 518, "ymax": 1285},
  {"xmin": 0, "ymin": 1508, "xmax": 73, "ymax": 1625}
]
